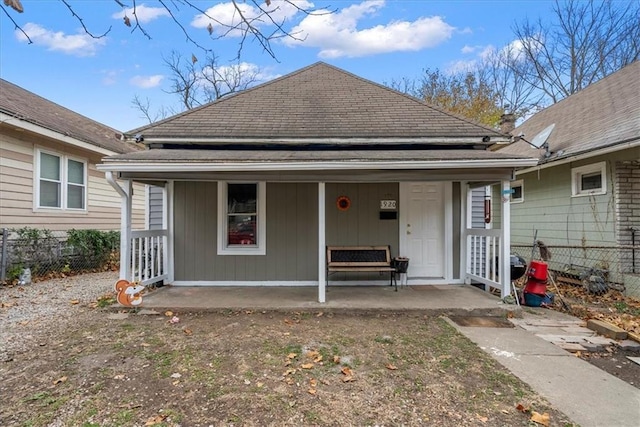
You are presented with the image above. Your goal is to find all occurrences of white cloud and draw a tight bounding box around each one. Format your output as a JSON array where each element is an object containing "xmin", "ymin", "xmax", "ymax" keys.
[
  {"xmin": 446, "ymin": 59, "xmax": 477, "ymax": 74},
  {"xmin": 191, "ymin": 0, "xmax": 312, "ymax": 36},
  {"xmin": 212, "ymin": 62, "xmax": 279, "ymax": 82},
  {"xmin": 112, "ymin": 4, "xmax": 170, "ymax": 24},
  {"xmin": 130, "ymin": 75, "xmax": 164, "ymax": 89},
  {"xmin": 282, "ymin": 0, "xmax": 454, "ymax": 58},
  {"xmin": 101, "ymin": 70, "xmax": 119, "ymax": 85},
  {"xmin": 461, "ymin": 45, "xmax": 476, "ymax": 54},
  {"xmin": 15, "ymin": 23, "xmax": 106, "ymax": 56}
]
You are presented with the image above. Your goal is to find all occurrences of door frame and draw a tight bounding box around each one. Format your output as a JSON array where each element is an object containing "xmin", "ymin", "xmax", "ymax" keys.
[{"xmin": 399, "ymin": 181, "xmax": 453, "ymax": 284}]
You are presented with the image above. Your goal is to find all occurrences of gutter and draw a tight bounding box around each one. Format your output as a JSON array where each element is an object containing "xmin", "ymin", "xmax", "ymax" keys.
[
  {"xmin": 0, "ymin": 112, "xmax": 117, "ymax": 156},
  {"xmin": 515, "ymin": 138, "xmax": 640, "ymax": 176},
  {"xmin": 97, "ymin": 158, "xmax": 539, "ymax": 173},
  {"xmin": 136, "ymin": 136, "xmax": 512, "ymax": 145}
]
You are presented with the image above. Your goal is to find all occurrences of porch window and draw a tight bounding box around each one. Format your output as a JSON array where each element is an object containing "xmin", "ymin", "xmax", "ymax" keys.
[
  {"xmin": 36, "ymin": 149, "xmax": 86, "ymax": 210},
  {"xmin": 511, "ymin": 180, "xmax": 523, "ymax": 203},
  {"xmin": 217, "ymin": 182, "xmax": 266, "ymax": 255},
  {"xmin": 572, "ymin": 162, "xmax": 606, "ymax": 196}
]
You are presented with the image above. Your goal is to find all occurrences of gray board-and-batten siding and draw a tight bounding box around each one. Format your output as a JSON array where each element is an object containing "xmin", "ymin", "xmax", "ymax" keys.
[{"xmin": 173, "ymin": 181, "xmax": 402, "ymax": 282}]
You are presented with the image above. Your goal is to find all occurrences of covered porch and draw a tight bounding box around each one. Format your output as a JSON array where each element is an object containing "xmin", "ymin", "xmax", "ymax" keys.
[{"xmin": 102, "ymin": 168, "xmax": 519, "ymax": 303}]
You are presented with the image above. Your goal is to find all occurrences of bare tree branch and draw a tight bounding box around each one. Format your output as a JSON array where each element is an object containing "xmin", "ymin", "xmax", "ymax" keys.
[
  {"xmin": 2, "ymin": 0, "xmax": 334, "ymax": 59},
  {"xmin": 132, "ymin": 50, "xmax": 263, "ymax": 123},
  {"xmin": 60, "ymin": 0, "xmax": 111, "ymax": 39},
  {"xmin": 512, "ymin": 0, "xmax": 640, "ymax": 103}
]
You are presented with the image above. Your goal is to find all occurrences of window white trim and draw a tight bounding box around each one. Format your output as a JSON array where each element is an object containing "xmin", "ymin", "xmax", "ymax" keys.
[
  {"xmin": 217, "ymin": 181, "xmax": 266, "ymax": 255},
  {"xmin": 34, "ymin": 148, "xmax": 88, "ymax": 212},
  {"xmin": 571, "ymin": 162, "xmax": 606, "ymax": 197},
  {"xmin": 511, "ymin": 179, "xmax": 524, "ymax": 203}
]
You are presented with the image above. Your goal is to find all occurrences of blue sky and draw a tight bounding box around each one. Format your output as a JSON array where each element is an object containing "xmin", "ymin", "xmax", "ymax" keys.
[{"xmin": 0, "ymin": 0, "xmax": 554, "ymax": 132}]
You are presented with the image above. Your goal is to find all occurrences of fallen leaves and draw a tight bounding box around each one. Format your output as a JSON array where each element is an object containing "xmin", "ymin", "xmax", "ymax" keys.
[
  {"xmin": 476, "ymin": 414, "xmax": 489, "ymax": 423},
  {"xmin": 340, "ymin": 366, "xmax": 355, "ymax": 382},
  {"xmin": 385, "ymin": 363, "xmax": 398, "ymax": 370},
  {"xmin": 530, "ymin": 411, "xmax": 550, "ymax": 426},
  {"xmin": 144, "ymin": 413, "xmax": 168, "ymax": 426},
  {"xmin": 516, "ymin": 403, "xmax": 550, "ymax": 426},
  {"xmin": 53, "ymin": 376, "xmax": 67, "ymax": 385}
]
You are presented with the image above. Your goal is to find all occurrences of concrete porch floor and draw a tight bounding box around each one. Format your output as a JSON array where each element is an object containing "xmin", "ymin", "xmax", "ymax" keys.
[{"xmin": 140, "ymin": 284, "xmax": 510, "ymax": 315}]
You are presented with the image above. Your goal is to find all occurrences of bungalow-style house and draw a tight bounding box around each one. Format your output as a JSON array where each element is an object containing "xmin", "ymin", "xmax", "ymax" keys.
[
  {"xmin": 98, "ymin": 62, "xmax": 538, "ymax": 302},
  {"xmin": 495, "ymin": 60, "xmax": 640, "ymax": 296},
  {"xmin": 0, "ymin": 79, "xmax": 147, "ymax": 232}
]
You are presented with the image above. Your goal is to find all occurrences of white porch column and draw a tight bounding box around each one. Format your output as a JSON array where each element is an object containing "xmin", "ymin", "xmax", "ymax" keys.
[
  {"xmin": 318, "ymin": 182, "xmax": 326, "ymax": 303},
  {"xmin": 462, "ymin": 182, "xmax": 470, "ymax": 284},
  {"xmin": 106, "ymin": 172, "xmax": 132, "ymax": 281},
  {"xmin": 500, "ymin": 180, "xmax": 511, "ymax": 298},
  {"xmin": 164, "ymin": 182, "xmax": 173, "ymax": 283}
]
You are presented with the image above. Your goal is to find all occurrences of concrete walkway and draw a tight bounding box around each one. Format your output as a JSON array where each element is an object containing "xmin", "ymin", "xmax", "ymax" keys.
[
  {"xmin": 451, "ymin": 309, "xmax": 640, "ymax": 427},
  {"xmin": 140, "ymin": 284, "xmax": 640, "ymax": 426}
]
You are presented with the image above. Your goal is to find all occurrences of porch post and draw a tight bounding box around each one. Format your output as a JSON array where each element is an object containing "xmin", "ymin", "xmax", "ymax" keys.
[
  {"xmin": 105, "ymin": 172, "xmax": 132, "ymax": 281},
  {"xmin": 462, "ymin": 182, "xmax": 471, "ymax": 284},
  {"xmin": 318, "ymin": 182, "xmax": 326, "ymax": 303},
  {"xmin": 163, "ymin": 182, "xmax": 173, "ymax": 283},
  {"xmin": 500, "ymin": 180, "xmax": 511, "ymax": 298}
]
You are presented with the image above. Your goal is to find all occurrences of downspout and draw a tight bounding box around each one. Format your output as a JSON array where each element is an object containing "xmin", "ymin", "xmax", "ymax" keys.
[{"xmin": 106, "ymin": 171, "xmax": 132, "ymax": 281}]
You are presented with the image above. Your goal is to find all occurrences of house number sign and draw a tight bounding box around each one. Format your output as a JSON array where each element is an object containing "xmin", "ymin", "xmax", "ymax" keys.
[{"xmin": 380, "ymin": 200, "xmax": 397, "ymax": 210}]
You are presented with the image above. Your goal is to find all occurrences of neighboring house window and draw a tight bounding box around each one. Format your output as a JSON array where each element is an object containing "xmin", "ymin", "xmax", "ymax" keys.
[
  {"xmin": 36, "ymin": 149, "xmax": 87, "ymax": 210},
  {"xmin": 511, "ymin": 180, "xmax": 524, "ymax": 203},
  {"xmin": 217, "ymin": 182, "xmax": 266, "ymax": 255},
  {"xmin": 572, "ymin": 162, "xmax": 606, "ymax": 196}
]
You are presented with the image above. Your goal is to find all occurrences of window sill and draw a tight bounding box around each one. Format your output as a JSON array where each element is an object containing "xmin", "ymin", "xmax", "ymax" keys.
[
  {"xmin": 217, "ymin": 247, "xmax": 266, "ymax": 256},
  {"xmin": 571, "ymin": 190, "xmax": 606, "ymax": 198}
]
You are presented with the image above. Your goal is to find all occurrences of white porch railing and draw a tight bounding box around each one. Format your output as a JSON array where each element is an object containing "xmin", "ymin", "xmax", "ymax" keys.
[
  {"xmin": 130, "ymin": 229, "xmax": 168, "ymax": 286},
  {"xmin": 466, "ymin": 228, "xmax": 502, "ymax": 290}
]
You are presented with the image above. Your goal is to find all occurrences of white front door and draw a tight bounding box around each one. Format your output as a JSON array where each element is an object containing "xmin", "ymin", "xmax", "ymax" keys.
[{"xmin": 400, "ymin": 182, "xmax": 446, "ymax": 278}]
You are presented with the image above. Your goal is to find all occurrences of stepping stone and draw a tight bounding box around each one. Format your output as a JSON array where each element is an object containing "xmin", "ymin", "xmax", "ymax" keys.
[
  {"xmin": 584, "ymin": 336, "xmax": 617, "ymax": 345},
  {"xmin": 558, "ymin": 342, "xmax": 587, "ymax": 352},
  {"xmin": 618, "ymin": 340, "xmax": 640, "ymax": 350}
]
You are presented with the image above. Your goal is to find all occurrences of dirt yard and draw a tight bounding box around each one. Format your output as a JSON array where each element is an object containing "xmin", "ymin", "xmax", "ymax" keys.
[{"xmin": 0, "ymin": 292, "xmax": 576, "ymax": 426}]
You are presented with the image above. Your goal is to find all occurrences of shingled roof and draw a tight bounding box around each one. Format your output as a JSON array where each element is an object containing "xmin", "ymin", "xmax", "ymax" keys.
[
  {"xmin": 498, "ymin": 60, "xmax": 640, "ymax": 163},
  {"xmin": 129, "ymin": 62, "xmax": 506, "ymax": 145},
  {"xmin": 0, "ymin": 79, "xmax": 139, "ymax": 154}
]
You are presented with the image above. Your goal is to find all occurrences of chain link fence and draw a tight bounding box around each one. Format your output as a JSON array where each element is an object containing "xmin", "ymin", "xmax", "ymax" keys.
[
  {"xmin": 0, "ymin": 227, "xmax": 120, "ymax": 284},
  {"xmin": 511, "ymin": 243, "xmax": 640, "ymax": 298}
]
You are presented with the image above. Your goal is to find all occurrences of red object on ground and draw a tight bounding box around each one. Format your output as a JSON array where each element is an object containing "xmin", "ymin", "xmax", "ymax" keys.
[
  {"xmin": 528, "ymin": 260, "xmax": 548, "ymax": 281},
  {"xmin": 524, "ymin": 279, "xmax": 547, "ymax": 295}
]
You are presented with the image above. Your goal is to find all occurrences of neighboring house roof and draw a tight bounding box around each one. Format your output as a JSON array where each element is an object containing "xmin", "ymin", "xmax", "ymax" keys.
[
  {"xmin": 127, "ymin": 62, "xmax": 507, "ymax": 145},
  {"xmin": 498, "ymin": 60, "xmax": 640, "ymax": 164},
  {"xmin": 0, "ymin": 78, "xmax": 139, "ymax": 154}
]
